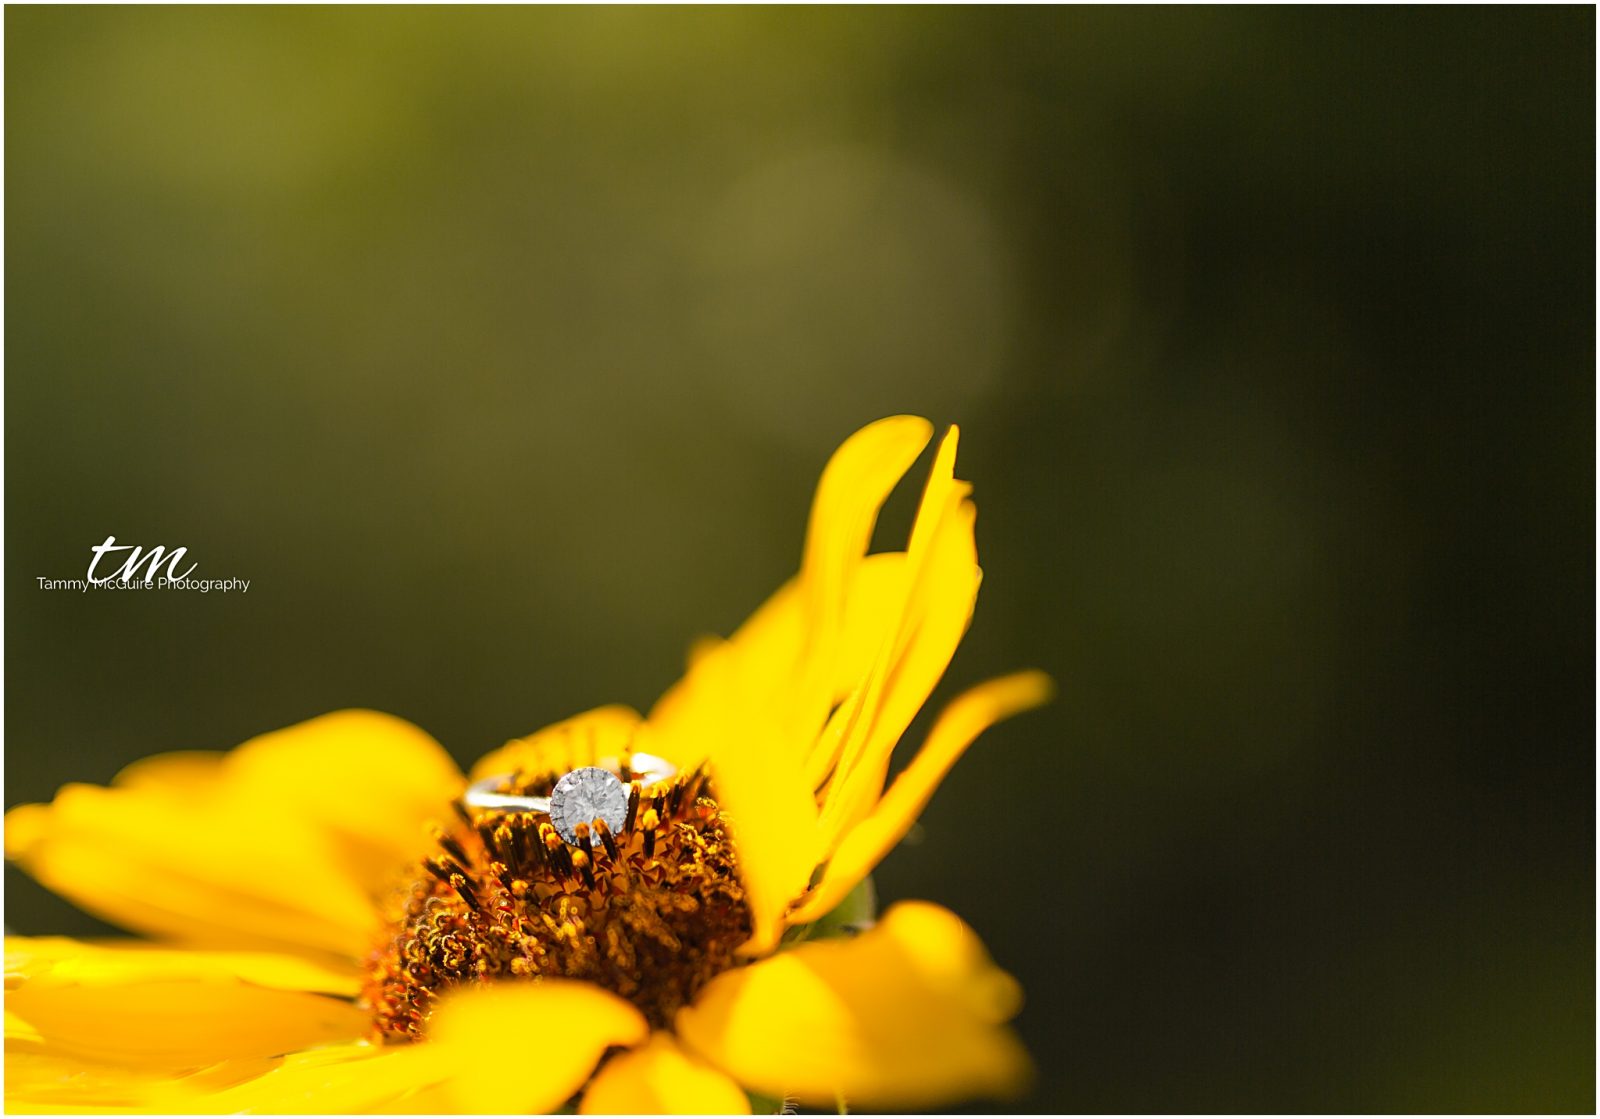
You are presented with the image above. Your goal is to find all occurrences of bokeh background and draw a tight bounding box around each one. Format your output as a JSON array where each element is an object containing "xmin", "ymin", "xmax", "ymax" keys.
[{"xmin": 6, "ymin": 6, "xmax": 1594, "ymax": 1112}]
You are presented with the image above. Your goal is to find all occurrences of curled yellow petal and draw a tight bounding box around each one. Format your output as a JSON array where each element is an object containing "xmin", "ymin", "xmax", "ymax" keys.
[
  {"xmin": 677, "ymin": 901, "xmax": 1031, "ymax": 1110},
  {"xmin": 790, "ymin": 671, "xmax": 1053, "ymax": 924},
  {"xmin": 694, "ymin": 553, "xmax": 910, "ymax": 745},
  {"xmin": 648, "ymin": 417, "xmax": 932, "ymax": 772},
  {"xmin": 580, "ymin": 1033, "xmax": 751, "ymax": 1115},
  {"xmin": 814, "ymin": 430, "xmax": 981, "ymax": 854},
  {"xmin": 791, "ymin": 416, "xmax": 934, "ymax": 741}
]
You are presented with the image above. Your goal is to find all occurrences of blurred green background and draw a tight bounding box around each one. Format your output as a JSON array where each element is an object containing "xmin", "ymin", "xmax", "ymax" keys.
[{"xmin": 6, "ymin": 6, "xmax": 1593, "ymax": 1112}]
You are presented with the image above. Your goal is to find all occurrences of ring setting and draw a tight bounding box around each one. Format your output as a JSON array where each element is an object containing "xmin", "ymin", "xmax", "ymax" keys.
[
  {"xmin": 463, "ymin": 752, "xmax": 677, "ymax": 845},
  {"xmin": 548, "ymin": 767, "xmax": 628, "ymax": 845}
]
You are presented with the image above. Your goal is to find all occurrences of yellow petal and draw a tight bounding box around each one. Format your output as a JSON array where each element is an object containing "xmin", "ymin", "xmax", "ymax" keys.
[
  {"xmin": 6, "ymin": 1010, "xmax": 43, "ymax": 1045},
  {"xmin": 4, "ymin": 937, "xmax": 358, "ymax": 997},
  {"xmin": 468, "ymin": 705, "xmax": 646, "ymax": 784},
  {"xmin": 4, "ymin": 937, "xmax": 366, "ymax": 1070},
  {"xmin": 4, "ymin": 1043, "xmax": 245, "ymax": 1113},
  {"xmin": 648, "ymin": 420, "xmax": 943, "ymax": 947},
  {"xmin": 790, "ymin": 416, "xmax": 934, "ymax": 743},
  {"xmin": 4, "ymin": 803, "xmax": 48, "ymax": 860},
  {"xmin": 134, "ymin": 980, "xmax": 648, "ymax": 1114},
  {"xmin": 903, "ymin": 423, "xmax": 965, "ymax": 568},
  {"xmin": 709, "ymin": 553, "xmax": 911, "ymax": 780},
  {"xmin": 789, "ymin": 671, "xmax": 1053, "ymax": 924},
  {"xmin": 693, "ymin": 647, "xmax": 821, "ymax": 957},
  {"xmin": 7, "ymin": 1047, "xmax": 295, "ymax": 1114},
  {"xmin": 580, "ymin": 1033, "xmax": 750, "ymax": 1115},
  {"xmin": 427, "ymin": 979, "xmax": 649, "ymax": 1114},
  {"xmin": 225, "ymin": 710, "xmax": 464, "ymax": 890},
  {"xmin": 6, "ymin": 711, "xmax": 458, "ymax": 964},
  {"xmin": 7, "ymin": 787, "xmax": 372, "ymax": 962},
  {"xmin": 676, "ymin": 901, "xmax": 1031, "ymax": 1111},
  {"xmin": 641, "ymin": 639, "xmax": 727, "ymax": 777},
  {"xmin": 109, "ymin": 752, "xmax": 225, "ymax": 794},
  {"xmin": 648, "ymin": 418, "xmax": 932, "ymax": 772},
  {"xmin": 813, "ymin": 430, "xmax": 981, "ymax": 854},
  {"xmin": 151, "ymin": 1042, "xmax": 451, "ymax": 1114}
]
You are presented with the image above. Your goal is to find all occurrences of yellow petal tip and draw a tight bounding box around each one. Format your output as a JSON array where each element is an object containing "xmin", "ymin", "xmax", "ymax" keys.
[{"xmin": 4, "ymin": 803, "xmax": 47, "ymax": 861}]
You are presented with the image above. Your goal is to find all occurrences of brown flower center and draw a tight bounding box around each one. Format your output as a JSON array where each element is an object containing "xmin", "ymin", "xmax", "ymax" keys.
[{"xmin": 362, "ymin": 767, "xmax": 751, "ymax": 1041}]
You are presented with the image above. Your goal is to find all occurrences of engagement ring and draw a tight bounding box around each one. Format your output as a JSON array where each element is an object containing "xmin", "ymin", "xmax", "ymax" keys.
[{"xmin": 463, "ymin": 753, "xmax": 677, "ymax": 845}]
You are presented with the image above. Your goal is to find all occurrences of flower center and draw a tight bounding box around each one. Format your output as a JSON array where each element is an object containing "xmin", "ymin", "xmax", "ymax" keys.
[{"xmin": 362, "ymin": 766, "xmax": 751, "ymax": 1041}]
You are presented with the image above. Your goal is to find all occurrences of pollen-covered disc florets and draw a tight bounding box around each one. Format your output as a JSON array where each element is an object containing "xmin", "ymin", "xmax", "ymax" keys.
[{"xmin": 362, "ymin": 766, "xmax": 751, "ymax": 1041}]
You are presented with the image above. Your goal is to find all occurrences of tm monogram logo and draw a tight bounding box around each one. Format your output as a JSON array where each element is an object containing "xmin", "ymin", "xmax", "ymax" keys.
[
  {"xmin": 34, "ymin": 537, "xmax": 251, "ymax": 594},
  {"xmin": 87, "ymin": 535, "xmax": 196, "ymax": 584}
]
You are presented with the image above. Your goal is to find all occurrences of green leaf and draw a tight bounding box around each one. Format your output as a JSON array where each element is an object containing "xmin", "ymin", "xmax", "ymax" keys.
[{"xmin": 780, "ymin": 875, "xmax": 878, "ymax": 949}]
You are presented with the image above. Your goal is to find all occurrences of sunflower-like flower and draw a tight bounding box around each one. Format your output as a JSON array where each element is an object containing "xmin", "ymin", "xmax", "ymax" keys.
[{"xmin": 5, "ymin": 416, "xmax": 1052, "ymax": 1114}]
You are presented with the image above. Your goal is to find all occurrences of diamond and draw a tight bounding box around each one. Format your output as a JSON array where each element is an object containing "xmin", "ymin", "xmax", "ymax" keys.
[{"xmin": 548, "ymin": 766, "xmax": 628, "ymax": 845}]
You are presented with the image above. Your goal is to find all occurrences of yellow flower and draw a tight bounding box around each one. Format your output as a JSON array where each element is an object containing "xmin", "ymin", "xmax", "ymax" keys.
[{"xmin": 5, "ymin": 416, "xmax": 1052, "ymax": 1114}]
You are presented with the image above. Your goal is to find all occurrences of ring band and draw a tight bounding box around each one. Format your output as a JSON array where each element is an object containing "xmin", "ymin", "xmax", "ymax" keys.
[
  {"xmin": 463, "ymin": 753, "xmax": 677, "ymax": 845},
  {"xmin": 463, "ymin": 752, "xmax": 677, "ymax": 813}
]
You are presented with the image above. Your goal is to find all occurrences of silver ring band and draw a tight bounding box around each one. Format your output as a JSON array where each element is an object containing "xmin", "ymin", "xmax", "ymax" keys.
[{"xmin": 463, "ymin": 752, "xmax": 677, "ymax": 815}]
